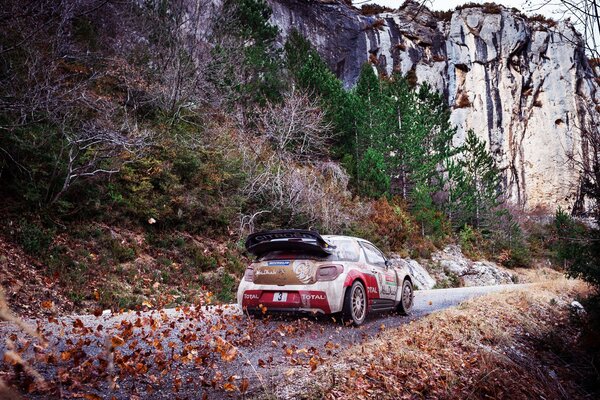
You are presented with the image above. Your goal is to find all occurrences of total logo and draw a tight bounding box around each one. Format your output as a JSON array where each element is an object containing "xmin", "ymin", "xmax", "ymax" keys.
[
  {"xmin": 244, "ymin": 293, "xmax": 260, "ymax": 300},
  {"xmin": 367, "ymin": 287, "xmax": 378, "ymax": 294},
  {"xmin": 301, "ymin": 294, "xmax": 326, "ymax": 301}
]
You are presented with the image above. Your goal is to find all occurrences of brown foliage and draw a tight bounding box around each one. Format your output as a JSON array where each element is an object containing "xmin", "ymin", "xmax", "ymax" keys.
[
  {"xmin": 303, "ymin": 281, "xmax": 593, "ymax": 399},
  {"xmin": 455, "ymin": 92, "xmax": 471, "ymax": 108},
  {"xmin": 369, "ymin": 198, "xmax": 415, "ymax": 252},
  {"xmin": 456, "ymin": 2, "xmax": 503, "ymax": 14},
  {"xmin": 360, "ymin": 4, "xmax": 394, "ymax": 16},
  {"xmin": 528, "ymin": 13, "xmax": 558, "ymax": 27},
  {"xmin": 368, "ymin": 53, "xmax": 379, "ymax": 65},
  {"xmin": 364, "ymin": 19, "xmax": 386, "ymax": 31}
]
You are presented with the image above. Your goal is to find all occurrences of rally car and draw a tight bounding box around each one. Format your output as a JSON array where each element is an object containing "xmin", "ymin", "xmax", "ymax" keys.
[{"xmin": 237, "ymin": 229, "xmax": 414, "ymax": 326}]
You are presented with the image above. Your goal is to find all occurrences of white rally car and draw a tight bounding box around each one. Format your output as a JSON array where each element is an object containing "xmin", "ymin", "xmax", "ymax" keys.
[{"xmin": 237, "ymin": 230, "xmax": 414, "ymax": 326}]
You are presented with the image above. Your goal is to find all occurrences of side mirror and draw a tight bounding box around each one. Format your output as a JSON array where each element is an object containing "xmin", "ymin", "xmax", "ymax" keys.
[{"xmin": 384, "ymin": 259, "xmax": 391, "ymax": 268}]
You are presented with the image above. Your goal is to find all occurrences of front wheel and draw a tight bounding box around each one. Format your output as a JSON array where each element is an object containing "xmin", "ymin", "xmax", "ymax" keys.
[
  {"xmin": 342, "ymin": 281, "xmax": 368, "ymax": 326},
  {"xmin": 397, "ymin": 279, "xmax": 413, "ymax": 315}
]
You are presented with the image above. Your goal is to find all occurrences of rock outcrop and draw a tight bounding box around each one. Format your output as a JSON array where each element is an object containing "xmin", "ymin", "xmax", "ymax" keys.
[
  {"xmin": 428, "ymin": 245, "xmax": 514, "ymax": 286},
  {"xmin": 390, "ymin": 257, "xmax": 436, "ymax": 289},
  {"xmin": 268, "ymin": 0, "xmax": 599, "ymax": 212}
]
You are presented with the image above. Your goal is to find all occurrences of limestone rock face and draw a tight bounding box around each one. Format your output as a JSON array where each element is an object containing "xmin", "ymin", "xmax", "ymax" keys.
[
  {"xmin": 429, "ymin": 245, "xmax": 514, "ymax": 287},
  {"xmin": 390, "ymin": 257, "xmax": 436, "ymax": 290},
  {"xmin": 268, "ymin": 0, "xmax": 600, "ymax": 212}
]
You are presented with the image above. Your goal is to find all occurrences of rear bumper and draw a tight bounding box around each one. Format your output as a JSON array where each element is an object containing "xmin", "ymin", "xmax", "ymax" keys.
[{"xmin": 237, "ymin": 280, "xmax": 345, "ymax": 314}]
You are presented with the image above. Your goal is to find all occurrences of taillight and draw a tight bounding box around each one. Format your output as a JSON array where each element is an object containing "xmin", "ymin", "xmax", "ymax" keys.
[
  {"xmin": 244, "ymin": 266, "xmax": 254, "ymax": 282},
  {"xmin": 316, "ymin": 265, "xmax": 343, "ymax": 281}
]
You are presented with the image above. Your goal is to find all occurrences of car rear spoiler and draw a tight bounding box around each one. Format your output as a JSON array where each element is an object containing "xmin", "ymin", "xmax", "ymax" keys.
[{"xmin": 245, "ymin": 229, "xmax": 334, "ymax": 257}]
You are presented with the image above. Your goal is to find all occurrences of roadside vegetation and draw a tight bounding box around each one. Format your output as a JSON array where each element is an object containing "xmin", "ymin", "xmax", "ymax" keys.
[
  {"xmin": 289, "ymin": 280, "xmax": 599, "ymax": 399},
  {"xmin": 0, "ymin": 0, "xmax": 599, "ymax": 314}
]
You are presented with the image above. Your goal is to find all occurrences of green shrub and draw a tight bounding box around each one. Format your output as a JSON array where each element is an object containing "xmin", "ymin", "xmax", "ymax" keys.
[
  {"xmin": 109, "ymin": 240, "xmax": 136, "ymax": 263},
  {"xmin": 553, "ymin": 208, "xmax": 600, "ymax": 288},
  {"xmin": 458, "ymin": 224, "xmax": 487, "ymax": 260},
  {"xmin": 18, "ymin": 220, "xmax": 54, "ymax": 256},
  {"xmin": 486, "ymin": 209, "xmax": 531, "ymax": 268},
  {"xmin": 217, "ymin": 274, "xmax": 236, "ymax": 303},
  {"xmin": 185, "ymin": 245, "xmax": 218, "ymax": 272}
]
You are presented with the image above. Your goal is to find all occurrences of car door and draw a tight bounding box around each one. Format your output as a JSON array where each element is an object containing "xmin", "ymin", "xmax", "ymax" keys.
[{"xmin": 360, "ymin": 242, "xmax": 398, "ymax": 302}]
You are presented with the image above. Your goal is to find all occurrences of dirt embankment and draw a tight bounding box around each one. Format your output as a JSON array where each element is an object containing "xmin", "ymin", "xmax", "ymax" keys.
[
  {"xmin": 279, "ymin": 280, "xmax": 599, "ymax": 399},
  {"xmin": 0, "ymin": 237, "xmax": 75, "ymax": 319}
]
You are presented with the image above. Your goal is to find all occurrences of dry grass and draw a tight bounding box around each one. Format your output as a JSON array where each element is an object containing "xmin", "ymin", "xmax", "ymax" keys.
[
  {"xmin": 511, "ymin": 265, "xmax": 564, "ymax": 283},
  {"xmin": 296, "ymin": 280, "xmax": 595, "ymax": 399}
]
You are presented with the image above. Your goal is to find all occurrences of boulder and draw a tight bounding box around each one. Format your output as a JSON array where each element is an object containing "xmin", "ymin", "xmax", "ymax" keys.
[
  {"xmin": 429, "ymin": 245, "xmax": 514, "ymax": 287},
  {"xmin": 390, "ymin": 257, "xmax": 436, "ymax": 290}
]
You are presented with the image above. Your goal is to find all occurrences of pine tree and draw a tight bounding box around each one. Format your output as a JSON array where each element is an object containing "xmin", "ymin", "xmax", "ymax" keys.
[
  {"xmin": 449, "ymin": 130, "xmax": 502, "ymax": 229},
  {"xmin": 211, "ymin": 0, "xmax": 283, "ymax": 107},
  {"xmin": 284, "ymin": 30, "xmax": 360, "ymax": 157},
  {"xmin": 353, "ymin": 64, "xmax": 396, "ymax": 196}
]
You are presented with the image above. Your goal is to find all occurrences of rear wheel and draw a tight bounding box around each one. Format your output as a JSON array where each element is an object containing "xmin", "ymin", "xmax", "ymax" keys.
[
  {"xmin": 397, "ymin": 279, "xmax": 413, "ymax": 315},
  {"xmin": 342, "ymin": 281, "xmax": 367, "ymax": 326}
]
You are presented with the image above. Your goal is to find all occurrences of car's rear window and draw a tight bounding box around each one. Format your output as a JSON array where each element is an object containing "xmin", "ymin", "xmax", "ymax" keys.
[{"xmin": 259, "ymin": 238, "xmax": 360, "ymax": 262}]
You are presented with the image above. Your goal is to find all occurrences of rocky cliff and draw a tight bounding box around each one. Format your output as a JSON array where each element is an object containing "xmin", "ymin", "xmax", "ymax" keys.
[{"xmin": 268, "ymin": 0, "xmax": 600, "ymax": 212}]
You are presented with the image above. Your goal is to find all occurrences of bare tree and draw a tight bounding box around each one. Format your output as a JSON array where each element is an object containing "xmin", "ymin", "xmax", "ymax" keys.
[
  {"xmin": 236, "ymin": 89, "xmax": 353, "ymax": 233},
  {"xmin": 254, "ymin": 88, "xmax": 333, "ymax": 159},
  {"xmin": 526, "ymin": 0, "xmax": 600, "ymax": 62},
  {"xmin": 49, "ymin": 122, "xmax": 150, "ymax": 205},
  {"xmin": 0, "ymin": 0, "xmax": 159, "ymax": 205}
]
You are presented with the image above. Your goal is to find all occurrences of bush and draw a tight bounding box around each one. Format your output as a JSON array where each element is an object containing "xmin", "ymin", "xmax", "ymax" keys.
[
  {"xmin": 18, "ymin": 220, "xmax": 54, "ymax": 256},
  {"xmin": 482, "ymin": 208, "xmax": 531, "ymax": 268},
  {"xmin": 217, "ymin": 274, "xmax": 236, "ymax": 303},
  {"xmin": 369, "ymin": 197, "xmax": 416, "ymax": 252},
  {"xmin": 553, "ymin": 208, "xmax": 600, "ymax": 287},
  {"xmin": 459, "ymin": 225, "xmax": 484, "ymax": 259}
]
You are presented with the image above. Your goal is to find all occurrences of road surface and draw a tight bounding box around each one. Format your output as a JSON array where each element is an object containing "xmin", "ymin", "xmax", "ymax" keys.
[{"xmin": 0, "ymin": 283, "xmax": 533, "ymax": 399}]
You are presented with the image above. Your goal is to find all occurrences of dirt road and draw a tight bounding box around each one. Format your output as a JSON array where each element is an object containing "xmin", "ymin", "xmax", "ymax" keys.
[{"xmin": 0, "ymin": 283, "xmax": 533, "ymax": 399}]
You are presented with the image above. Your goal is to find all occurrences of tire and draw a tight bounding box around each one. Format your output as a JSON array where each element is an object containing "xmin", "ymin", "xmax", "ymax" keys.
[
  {"xmin": 342, "ymin": 281, "xmax": 368, "ymax": 326},
  {"xmin": 397, "ymin": 279, "xmax": 414, "ymax": 315}
]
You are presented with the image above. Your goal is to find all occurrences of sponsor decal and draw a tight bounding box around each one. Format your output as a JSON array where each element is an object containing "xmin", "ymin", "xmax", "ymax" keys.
[
  {"xmin": 268, "ymin": 260, "xmax": 290, "ymax": 266},
  {"xmin": 301, "ymin": 293, "xmax": 326, "ymax": 301},
  {"xmin": 377, "ymin": 273, "xmax": 398, "ymax": 296},
  {"xmin": 293, "ymin": 262, "xmax": 313, "ymax": 284},
  {"xmin": 367, "ymin": 287, "xmax": 378, "ymax": 294},
  {"xmin": 241, "ymin": 290, "xmax": 262, "ymax": 308},
  {"xmin": 255, "ymin": 269, "xmax": 285, "ymax": 276},
  {"xmin": 254, "ymin": 232, "xmax": 314, "ymax": 241}
]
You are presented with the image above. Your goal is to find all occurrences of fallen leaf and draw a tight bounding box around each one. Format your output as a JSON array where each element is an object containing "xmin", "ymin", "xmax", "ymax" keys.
[
  {"xmin": 239, "ymin": 378, "xmax": 249, "ymax": 393},
  {"xmin": 111, "ymin": 335, "xmax": 125, "ymax": 347},
  {"xmin": 41, "ymin": 301, "xmax": 54, "ymax": 309}
]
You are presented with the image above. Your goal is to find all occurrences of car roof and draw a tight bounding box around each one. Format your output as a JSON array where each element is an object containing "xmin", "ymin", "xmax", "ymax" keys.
[{"xmin": 322, "ymin": 235, "xmax": 369, "ymax": 244}]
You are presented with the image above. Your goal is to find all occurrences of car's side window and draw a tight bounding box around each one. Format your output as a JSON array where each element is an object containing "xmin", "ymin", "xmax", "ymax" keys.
[{"xmin": 360, "ymin": 242, "xmax": 386, "ymax": 268}]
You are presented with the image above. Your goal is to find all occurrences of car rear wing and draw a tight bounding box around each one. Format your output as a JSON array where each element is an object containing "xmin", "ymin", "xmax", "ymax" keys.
[{"xmin": 245, "ymin": 229, "xmax": 334, "ymax": 257}]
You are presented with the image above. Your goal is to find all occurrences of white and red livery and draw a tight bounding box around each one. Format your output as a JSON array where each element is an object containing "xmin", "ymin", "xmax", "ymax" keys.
[{"xmin": 237, "ymin": 230, "xmax": 414, "ymax": 326}]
